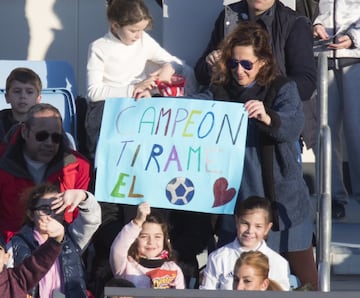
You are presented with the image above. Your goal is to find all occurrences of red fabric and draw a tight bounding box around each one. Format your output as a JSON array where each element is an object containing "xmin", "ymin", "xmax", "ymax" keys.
[
  {"xmin": 0, "ymin": 238, "xmax": 62, "ymax": 297},
  {"xmin": 0, "ymin": 129, "xmax": 90, "ymax": 243}
]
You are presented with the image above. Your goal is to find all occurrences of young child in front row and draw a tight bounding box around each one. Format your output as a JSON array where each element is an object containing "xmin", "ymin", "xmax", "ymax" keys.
[
  {"xmin": 109, "ymin": 202, "xmax": 185, "ymax": 289},
  {"xmin": 200, "ymin": 196, "xmax": 291, "ymax": 290},
  {"xmin": 0, "ymin": 67, "xmax": 42, "ymax": 141},
  {"xmin": 233, "ymin": 251, "xmax": 283, "ymax": 291}
]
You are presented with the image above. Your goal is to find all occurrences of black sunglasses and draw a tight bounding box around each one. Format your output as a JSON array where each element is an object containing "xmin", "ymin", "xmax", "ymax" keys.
[
  {"xmin": 33, "ymin": 130, "xmax": 63, "ymax": 144},
  {"xmin": 228, "ymin": 59, "xmax": 257, "ymax": 71},
  {"xmin": 31, "ymin": 204, "xmax": 54, "ymax": 216},
  {"xmin": 31, "ymin": 202, "xmax": 64, "ymax": 219}
]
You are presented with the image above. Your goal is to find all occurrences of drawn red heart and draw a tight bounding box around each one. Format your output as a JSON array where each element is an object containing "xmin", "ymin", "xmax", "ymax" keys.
[{"xmin": 213, "ymin": 177, "xmax": 236, "ymax": 207}]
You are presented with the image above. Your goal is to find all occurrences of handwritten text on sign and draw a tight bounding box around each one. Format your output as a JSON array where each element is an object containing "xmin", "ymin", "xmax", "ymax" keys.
[{"xmin": 95, "ymin": 97, "xmax": 248, "ymax": 214}]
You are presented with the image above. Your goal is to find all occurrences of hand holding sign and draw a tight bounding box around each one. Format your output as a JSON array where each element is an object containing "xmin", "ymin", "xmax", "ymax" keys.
[{"xmin": 95, "ymin": 97, "xmax": 248, "ymax": 215}]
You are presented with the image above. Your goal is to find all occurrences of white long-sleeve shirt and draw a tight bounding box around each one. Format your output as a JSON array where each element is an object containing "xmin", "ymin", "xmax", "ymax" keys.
[
  {"xmin": 314, "ymin": 0, "xmax": 360, "ymax": 58},
  {"xmin": 200, "ymin": 239, "xmax": 291, "ymax": 291},
  {"xmin": 86, "ymin": 30, "xmax": 183, "ymax": 101}
]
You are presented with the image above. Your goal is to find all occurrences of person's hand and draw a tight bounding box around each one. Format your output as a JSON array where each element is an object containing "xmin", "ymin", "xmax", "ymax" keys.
[
  {"xmin": 45, "ymin": 217, "xmax": 65, "ymax": 243},
  {"xmin": 244, "ymin": 100, "xmax": 271, "ymax": 126},
  {"xmin": 133, "ymin": 77, "xmax": 157, "ymax": 98},
  {"xmin": 133, "ymin": 202, "xmax": 151, "ymax": 227},
  {"xmin": 313, "ymin": 24, "xmax": 329, "ymax": 40},
  {"xmin": 206, "ymin": 50, "xmax": 222, "ymax": 67},
  {"xmin": 134, "ymin": 89, "xmax": 152, "ymax": 100},
  {"xmin": 51, "ymin": 190, "xmax": 89, "ymax": 214},
  {"xmin": 150, "ymin": 63, "xmax": 175, "ymax": 83},
  {"xmin": 328, "ymin": 34, "xmax": 353, "ymax": 50}
]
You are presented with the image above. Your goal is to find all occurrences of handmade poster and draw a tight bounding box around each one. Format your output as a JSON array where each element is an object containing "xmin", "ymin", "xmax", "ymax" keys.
[{"xmin": 95, "ymin": 97, "xmax": 248, "ymax": 214}]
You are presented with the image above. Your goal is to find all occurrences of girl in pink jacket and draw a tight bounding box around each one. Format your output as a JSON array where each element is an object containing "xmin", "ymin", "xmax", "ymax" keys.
[{"xmin": 110, "ymin": 202, "xmax": 185, "ymax": 288}]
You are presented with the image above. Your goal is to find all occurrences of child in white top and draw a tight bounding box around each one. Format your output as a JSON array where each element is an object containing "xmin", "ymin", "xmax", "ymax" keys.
[
  {"xmin": 200, "ymin": 196, "xmax": 291, "ymax": 290},
  {"xmin": 85, "ymin": 0, "xmax": 197, "ymax": 159},
  {"xmin": 110, "ymin": 202, "xmax": 185, "ymax": 289},
  {"xmin": 87, "ymin": 0, "xmax": 186, "ymax": 101}
]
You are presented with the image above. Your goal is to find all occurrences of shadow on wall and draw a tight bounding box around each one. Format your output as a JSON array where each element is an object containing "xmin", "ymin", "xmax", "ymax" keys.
[
  {"xmin": 0, "ymin": 0, "xmax": 108, "ymax": 97},
  {"xmin": 49, "ymin": 0, "xmax": 106, "ymax": 97}
]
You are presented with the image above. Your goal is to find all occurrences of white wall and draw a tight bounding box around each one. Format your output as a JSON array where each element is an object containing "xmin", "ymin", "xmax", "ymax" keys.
[
  {"xmin": 162, "ymin": 0, "xmax": 224, "ymax": 67},
  {"xmin": 0, "ymin": 0, "xmax": 226, "ymax": 96},
  {"xmin": 0, "ymin": 1, "xmax": 163, "ymax": 96}
]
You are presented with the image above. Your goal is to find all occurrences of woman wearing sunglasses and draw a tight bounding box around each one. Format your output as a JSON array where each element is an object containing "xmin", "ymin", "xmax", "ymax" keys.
[
  {"xmin": 10, "ymin": 183, "xmax": 101, "ymax": 298},
  {"xmin": 210, "ymin": 21, "xmax": 317, "ymax": 289}
]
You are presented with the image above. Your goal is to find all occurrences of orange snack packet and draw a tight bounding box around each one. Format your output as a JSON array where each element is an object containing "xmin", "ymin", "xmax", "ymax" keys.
[{"xmin": 146, "ymin": 268, "xmax": 177, "ymax": 289}]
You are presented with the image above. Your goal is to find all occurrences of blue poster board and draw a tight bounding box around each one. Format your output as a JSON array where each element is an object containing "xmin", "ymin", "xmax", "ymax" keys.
[{"xmin": 95, "ymin": 97, "xmax": 247, "ymax": 214}]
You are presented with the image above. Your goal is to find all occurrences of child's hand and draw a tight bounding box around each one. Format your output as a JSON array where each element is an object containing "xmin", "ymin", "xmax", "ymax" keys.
[
  {"xmin": 51, "ymin": 190, "xmax": 89, "ymax": 213},
  {"xmin": 133, "ymin": 77, "xmax": 157, "ymax": 98},
  {"xmin": 134, "ymin": 89, "xmax": 152, "ymax": 100},
  {"xmin": 151, "ymin": 63, "xmax": 175, "ymax": 83},
  {"xmin": 134, "ymin": 202, "xmax": 151, "ymax": 226},
  {"xmin": 46, "ymin": 217, "xmax": 65, "ymax": 243}
]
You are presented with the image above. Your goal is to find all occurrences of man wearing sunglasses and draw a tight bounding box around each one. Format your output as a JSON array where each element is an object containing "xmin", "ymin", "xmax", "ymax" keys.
[{"xmin": 0, "ymin": 103, "xmax": 91, "ymax": 244}]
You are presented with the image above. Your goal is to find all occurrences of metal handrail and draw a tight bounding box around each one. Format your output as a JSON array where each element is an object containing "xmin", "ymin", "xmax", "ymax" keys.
[{"xmin": 315, "ymin": 52, "xmax": 332, "ymax": 292}]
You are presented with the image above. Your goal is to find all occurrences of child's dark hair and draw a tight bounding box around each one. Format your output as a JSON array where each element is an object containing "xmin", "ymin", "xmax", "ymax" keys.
[
  {"xmin": 128, "ymin": 212, "xmax": 174, "ymax": 262},
  {"xmin": 234, "ymin": 196, "xmax": 273, "ymax": 223},
  {"xmin": 106, "ymin": 0, "xmax": 153, "ymax": 29},
  {"xmin": 22, "ymin": 183, "xmax": 60, "ymax": 226},
  {"xmin": 5, "ymin": 67, "xmax": 42, "ymax": 94}
]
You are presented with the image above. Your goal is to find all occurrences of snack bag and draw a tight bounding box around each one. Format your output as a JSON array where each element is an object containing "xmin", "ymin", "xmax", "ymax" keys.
[
  {"xmin": 146, "ymin": 268, "xmax": 177, "ymax": 289},
  {"xmin": 156, "ymin": 74, "xmax": 185, "ymax": 97}
]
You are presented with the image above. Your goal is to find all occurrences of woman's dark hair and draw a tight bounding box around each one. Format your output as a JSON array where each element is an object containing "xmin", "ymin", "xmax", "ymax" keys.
[
  {"xmin": 211, "ymin": 21, "xmax": 278, "ymax": 86},
  {"xmin": 106, "ymin": 0, "xmax": 153, "ymax": 29},
  {"xmin": 128, "ymin": 212, "xmax": 174, "ymax": 262},
  {"xmin": 21, "ymin": 183, "xmax": 60, "ymax": 226}
]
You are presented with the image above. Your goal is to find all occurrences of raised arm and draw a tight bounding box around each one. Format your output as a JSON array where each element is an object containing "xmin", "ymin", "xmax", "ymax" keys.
[{"xmin": 10, "ymin": 218, "xmax": 64, "ymax": 292}]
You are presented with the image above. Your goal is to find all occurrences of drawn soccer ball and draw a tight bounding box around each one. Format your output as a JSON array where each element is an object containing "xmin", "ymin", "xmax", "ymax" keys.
[{"xmin": 165, "ymin": 177, "xmax": 195, "ymax": 205}]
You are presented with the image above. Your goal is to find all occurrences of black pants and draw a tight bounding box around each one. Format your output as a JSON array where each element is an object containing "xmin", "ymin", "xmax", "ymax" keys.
[{"xmin": 85, "ymin": 101, "xmax": 105, "ymax": 161}]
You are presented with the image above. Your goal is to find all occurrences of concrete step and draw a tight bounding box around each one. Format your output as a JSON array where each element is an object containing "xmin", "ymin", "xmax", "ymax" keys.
[
  {"xmin": 311, "ymin": 195, "xmax": 360, "ymax": 224},
  {"xmin": 333, "ymin": 198, "xmax": 360, "ymax": 224},
  {"xmin": 312, "ymin": 195, "xmax": 360, "ymax": 275},
  {"xmin": 331, "ymin": 274, "xmax": 360, "ymax": 291},
  {"xmin": 331, "ymin": 222, "xmax": 360, "ymax": 275}
]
